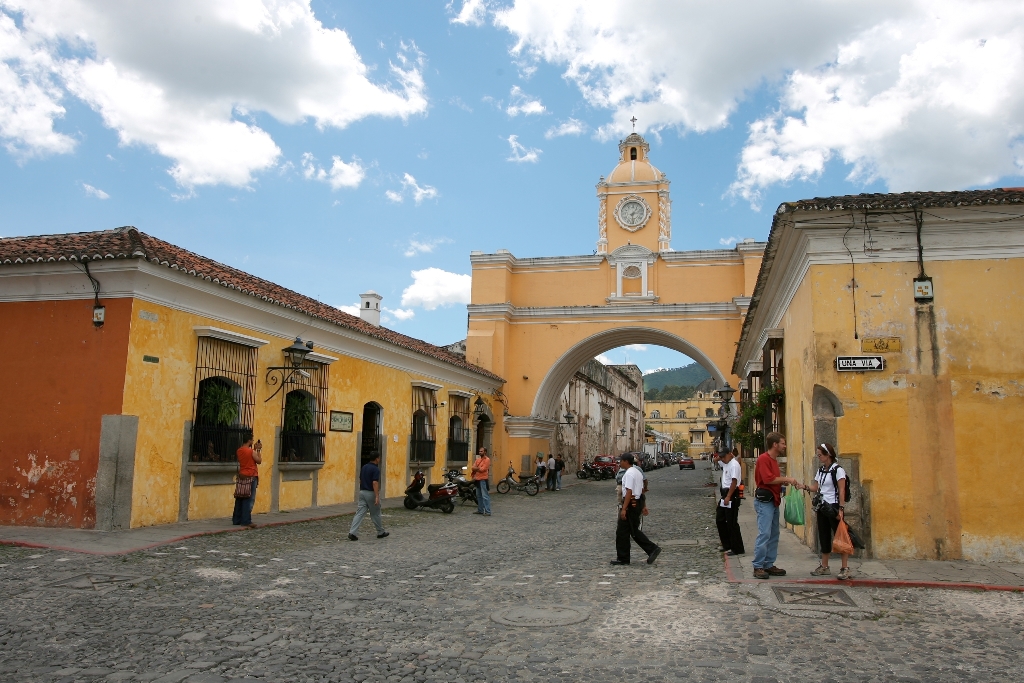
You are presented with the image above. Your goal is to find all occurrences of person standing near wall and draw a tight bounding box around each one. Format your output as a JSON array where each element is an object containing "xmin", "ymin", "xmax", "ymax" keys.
[
  {"xmin": 232, "ymin": 434, "xmax": 261, "ymax": 527},
  {"xmin": 348, "ymin": 454, "xmax": 388, "ymax": 540},
  {"xmin": 752, "ymin": 432, "xmax": 800, "ymax": 579},
  {"xmin": 472, "ymin": 447, "xmax": 491, "ymax": 516},
  {"xmin": 554, "ymin": 454, "xmax": 565, "ymax": 490},
  {"xmin": 546, "ymin": 453, "xmax": 557, "ymax": 491},
  {"xmin": 535, "ymin": 454, "xmax": 547, "ymax": 484},
  {"xmin": 804, "ymin": 443, "xmax": 851, "ymax": 579}
]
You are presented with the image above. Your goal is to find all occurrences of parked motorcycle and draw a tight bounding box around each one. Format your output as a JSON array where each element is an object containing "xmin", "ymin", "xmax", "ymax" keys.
[
  {"xmin": 404, "ymin": 470, "xmax": 457, "ymax": 513},
  {"xmin": 445, "ymin": 468, "xmax": 478, "ymax": 505},
  {"xmin": 495, "ymin": 463, "xmax": 540, "ymax": 496},
  {"xmin": 576, "ymin": 461, "xmax": 599, "ymax": 479}
]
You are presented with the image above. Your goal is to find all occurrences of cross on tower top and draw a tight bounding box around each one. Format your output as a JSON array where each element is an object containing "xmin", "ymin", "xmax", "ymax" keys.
[{"xmin": 630, "ymin": 116, "xmax": 638, "ymax": 131}]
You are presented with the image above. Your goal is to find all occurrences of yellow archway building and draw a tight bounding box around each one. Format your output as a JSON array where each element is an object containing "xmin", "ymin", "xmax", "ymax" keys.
[{"xmin": 467, "ymin": 133, "xmax": 766, "ymax": 463}]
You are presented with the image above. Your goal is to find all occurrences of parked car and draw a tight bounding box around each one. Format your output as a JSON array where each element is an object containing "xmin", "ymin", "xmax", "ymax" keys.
[
  {"xmin": 592, "ymin": 455, "xmax": 620, "ymax": 478},
  {"xmin": 678, "ymin": 457, "xmax": 696, "ymax": 470}
]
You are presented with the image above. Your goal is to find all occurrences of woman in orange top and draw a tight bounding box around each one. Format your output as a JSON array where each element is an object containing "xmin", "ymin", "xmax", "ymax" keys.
[{"xmin": 232, "ymin": 434, "xmax": 262, "ymax": 527}]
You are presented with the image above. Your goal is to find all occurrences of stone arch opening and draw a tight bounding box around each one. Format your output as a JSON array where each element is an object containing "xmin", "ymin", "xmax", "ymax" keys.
[{"xmin": 531, "ymin": 327, "xmax": 727, "ymax": 420}]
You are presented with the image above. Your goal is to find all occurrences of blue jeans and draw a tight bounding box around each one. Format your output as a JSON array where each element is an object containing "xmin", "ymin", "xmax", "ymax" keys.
[
  {"xmin": 232, "ymin": 478, "xmax": 258, "ymax": 526},
  {"xmin": 477, "ymin": 480, "xmax": 491, "ymax": 514},
  {"xmin": 349, "ymin": 490, "xmax": 384, "ymax": 536},
  {"xmin": 753, "ymin": 499, "xmax": 780, "ymax": 569},
  {"xmin": 556, "ymin": 470, "xmax": 562, "ymax": 489}
]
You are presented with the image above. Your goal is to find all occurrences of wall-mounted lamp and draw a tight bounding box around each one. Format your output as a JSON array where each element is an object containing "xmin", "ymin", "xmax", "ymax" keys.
[{"xmin": 265, "ymin": 337, "xmax": 318, "ymax": 402}]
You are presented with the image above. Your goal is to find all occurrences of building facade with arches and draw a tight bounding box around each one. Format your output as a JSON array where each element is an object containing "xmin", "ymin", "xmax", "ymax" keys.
[
  {"xmin": 0, "ymin": 228, "xmax": 502, "ymax": 530},
  {"xmin": 467, "ymin": 133, "xmax": 766, "ymax": 465}
]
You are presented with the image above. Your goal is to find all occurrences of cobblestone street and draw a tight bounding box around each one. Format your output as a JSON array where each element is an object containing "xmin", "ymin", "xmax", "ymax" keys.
[{"xmin": 2, "ymin": 467, "xmax": 1023, "ymax": 683}]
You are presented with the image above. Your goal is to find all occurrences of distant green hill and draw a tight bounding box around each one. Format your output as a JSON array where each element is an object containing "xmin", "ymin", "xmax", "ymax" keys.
[{"xmin": 643, "ymin": 363, "xmax": 711, "ymax": 392}]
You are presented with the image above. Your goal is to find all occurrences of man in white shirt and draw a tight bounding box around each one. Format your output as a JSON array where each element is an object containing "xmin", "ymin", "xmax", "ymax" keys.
[
  {"xmin": 610, "ymin": 454, "xmax": 661, "ymax": 565},
  {"xmin": 715, "ymin": 449, "xmax": 745, "ymax": 555},
  {"xmin": 546, "ymin": 454, "xmax": 557, "ymax": 491}
]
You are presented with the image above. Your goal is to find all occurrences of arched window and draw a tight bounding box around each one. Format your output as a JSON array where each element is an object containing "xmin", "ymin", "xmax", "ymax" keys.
[
  {"xmin": 622, "ymin": 265, "xmax": 642, "ymax": 278},
  {"xmin": 630, "ymin": 147, "xmax": 637, "ymax": 160},
  {"xmin": 192, "ymin": 376, "xmax": 243, "ymax": 462},
  {"xmin": 676, "ymin": 410, "xmax": 686, "ymax": 418},
  {"xmin": 282, "ymin": 389, "xmax": 320, "ymax": 462},
  {"xmin": 705, "ymin": 408, "xmax": 715, "ymax": 417},
  {"xmin": 650, "ymin": 410, "xmax": 660, "ymax": 419}
]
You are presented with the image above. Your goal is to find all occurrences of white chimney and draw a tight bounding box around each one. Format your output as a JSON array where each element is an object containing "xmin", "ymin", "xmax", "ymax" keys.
[{"xmin": 359, "ymin": 290, "xmax": 382, "ymax": 326}]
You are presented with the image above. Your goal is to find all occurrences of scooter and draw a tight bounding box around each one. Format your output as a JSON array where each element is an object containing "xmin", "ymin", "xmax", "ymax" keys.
[
  {"xmin": 404, "ymin": 470, "xmax": 457, "ymax": 513},
  {"xmin": 445, "ymin": 468, "xmax": 478, "ymax": 505},
  {"xmin": 577, "ymin": 461, "xmax": 598, "ymax": 479},
  {"xmin": 495, "ymin": 463, "xmax": 540, "ymax": 496}
]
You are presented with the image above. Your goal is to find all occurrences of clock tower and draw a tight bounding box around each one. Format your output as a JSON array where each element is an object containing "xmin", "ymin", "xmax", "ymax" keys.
[{"xmin": 596, "ymin": 132, "xmax": 671, "ymax": 255}]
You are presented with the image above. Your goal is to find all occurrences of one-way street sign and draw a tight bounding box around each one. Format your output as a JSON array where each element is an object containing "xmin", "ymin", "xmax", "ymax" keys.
[{"xmin": 835, "ymin": 355, "xmax": 885, "ymax": 371}]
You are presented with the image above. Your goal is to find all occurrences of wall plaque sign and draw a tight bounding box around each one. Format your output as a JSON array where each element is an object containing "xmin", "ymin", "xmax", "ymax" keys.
[
  {"xmin": 861, "ymin": 337, "xmax": 902, "ymax": 353},
  {"xmin": 329, "ymin": 411, "xmax": 353, "ymax": 432}
]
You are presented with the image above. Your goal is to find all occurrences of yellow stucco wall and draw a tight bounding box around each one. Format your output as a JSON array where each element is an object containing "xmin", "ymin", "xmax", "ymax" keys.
[
  {"xmin": 644, "ymin": 396, "xmax": 723, "ymax": 457},
  {"xmin": 121, "ymin": 299, "xmax": 497, "ymax": 528},
  {"xmin": 778, "ymin": 257, "xmax": 1024, "ymax": 561}
]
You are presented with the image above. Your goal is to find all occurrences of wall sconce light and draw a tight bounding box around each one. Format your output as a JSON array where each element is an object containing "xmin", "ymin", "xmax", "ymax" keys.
[{"xmin": 265, "ymin": 337, "xmax": 317, "ymax": 402}]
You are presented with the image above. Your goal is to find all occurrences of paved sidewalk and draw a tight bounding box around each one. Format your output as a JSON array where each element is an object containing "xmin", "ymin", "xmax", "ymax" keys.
[
  {"xmin": 717, "ymin": 471, "xmax": 1024, "ymax": 590},
  {"xmin": 0, "ymin": 496, "xmax": 408, "ymax": 555}
]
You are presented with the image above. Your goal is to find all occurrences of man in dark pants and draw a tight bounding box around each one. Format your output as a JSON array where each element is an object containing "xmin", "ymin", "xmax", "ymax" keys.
[
  {"xmin": 610, "ymin": 454, "xmax": 661, "ymax": 565},
  {"xmin": 715, "ymin": 449, "xmax": 745, "ymax": 555},
  {"xmin": 348, "ymin": 454, "xmax": 388, "ymax": 541}
]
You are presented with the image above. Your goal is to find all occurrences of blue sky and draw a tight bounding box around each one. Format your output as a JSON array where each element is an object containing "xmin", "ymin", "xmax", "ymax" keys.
[{"xmin": 3, "ymin": 0, "xmax": 1023, "ymax": 373}]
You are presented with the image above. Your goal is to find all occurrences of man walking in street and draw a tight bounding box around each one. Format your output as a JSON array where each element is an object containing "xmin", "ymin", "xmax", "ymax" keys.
[
  {"xmin": 472, "ymin": 447, "xmax": 491, "ymax": 516},
  {"xmin": 715, "ymin": 449, "xmax": 744, "ymax": 555},
  {"xmin": 348, "ymin": 454, "xmax": 388, "ymax": 541},
  {"xmin": 611, "ymin": 453, "xmax": 661, "ymax": 565},
  {"xmin": 752, "ymin": 432, "xmax": 800, "ymax": 578}
]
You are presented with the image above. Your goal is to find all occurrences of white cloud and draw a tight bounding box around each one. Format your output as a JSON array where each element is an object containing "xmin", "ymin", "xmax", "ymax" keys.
[
  {"xmin": 449, "ymin": 0, "xmax": 487, "ymax": 26},
  {"xmin": 301, "ymin": 152, "xmax": 365, "ymax": 190},
  {"xmin": 82, "ymin": 182, "xmax": 108, "ymax": 199},
  {"xmin": 386, "ymin": 173, "xmax": 438, "ymax": 204},
  {"xmin": 642, "ymin": 367, "xmax": 670, "ymax": 375},
  {"xmin": 506, "ymin": 85, "xmax": 545, "ymax": 116},
  {"xmin": 403, "ymin": 236, "xmax": 451, "ymax": 257},
  {"xmin": 545, "ymin": 118, "xmax": 585, "ymax": 139},
  {"xmin": 506, "ymin": 134, "xmax": 540, "ymax": 163},
  {"xmin": 719, "ymin": 236, "xmax": 738, "ymax": 246},
  {"xmin": 386, "ymin": 307, "xmax": 416, "ymax": 321},
  {"xmin": 400, "ymin": 267, "xmax": 472, "ymax": 310},
  {"xmin": 490, "ymin": 0, "xmax": 1024, "ymax": 200},
  {"xmin": 337, "ymin": 303, "xmax": 361, "ymax": 317},
  {"xmin": 595, "ymin": 354, "xmax": 612, "ymax": 365},
  {"xmin": 624, "ymin": 344, "xmax": 647, "ymax": 351},
  {"xmin": 0, "ymin": 1, "xmax": 427, "ymax": 186}
]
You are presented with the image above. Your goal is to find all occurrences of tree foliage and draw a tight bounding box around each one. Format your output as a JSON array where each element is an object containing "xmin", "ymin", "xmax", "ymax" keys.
[
  {"xmin": 732, "ymin": 384, "xmax": 784, "ymax": 452},
  {"xmin": 197, "ymin": 379, "xmax": 238, "ymax": 427},
  {"xmin": 644, "ymin": 384, "xmax": 697, "ymax": 401},
  {"xmin": 284, "ymin": 392, "xmax": 314, "ymax": 433}
]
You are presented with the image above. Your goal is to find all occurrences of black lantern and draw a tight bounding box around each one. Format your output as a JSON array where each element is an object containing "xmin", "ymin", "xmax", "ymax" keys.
[
  {"xmin": 283, "ymin": 337, "xmax": 313, "ymax": 367},
  {"xmin": 561, "ymin": 411, "xmax": 575, "ymax": 425},
  {"xmin": 619, "ymin": 427, "xmax": 627, "ymax": 436},
  {"xmin": 473, "ymin": 396, "xmax": 486, "ymax": 415},
  {"xmin": 717, "ymin": 382, "xmax": 737, "ymax": 404},
  {"xmin": 265, "ymin": 337, "xmax": 316, "ymax": 401}
]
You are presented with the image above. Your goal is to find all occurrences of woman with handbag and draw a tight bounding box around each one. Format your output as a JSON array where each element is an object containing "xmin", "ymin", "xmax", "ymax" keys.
[
  {"xmin": 804, "ymin": 442, "xmax": 851, "ymax": 579},
  {"xmin": 232, "ymin": 434, "xmax": 262, "ymax": 527}
]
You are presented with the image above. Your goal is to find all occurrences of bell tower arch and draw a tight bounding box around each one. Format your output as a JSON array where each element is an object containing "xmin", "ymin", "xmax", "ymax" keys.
[
  {"xmin": 597, "ymin": 133, "xmax": 671, "ymax": 255},
  {"xmin": 466, "ymin": 130, "xmax": 765, "ymax": 463}
]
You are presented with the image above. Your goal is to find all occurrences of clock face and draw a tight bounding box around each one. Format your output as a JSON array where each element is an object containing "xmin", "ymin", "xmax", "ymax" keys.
[
  {"xmin": 619, "ymin": 200, "xmax": 646, "ymax": 226},
  {"xmin": 614, "ymin": 195, "xmax": 651, "ymax": 231}
]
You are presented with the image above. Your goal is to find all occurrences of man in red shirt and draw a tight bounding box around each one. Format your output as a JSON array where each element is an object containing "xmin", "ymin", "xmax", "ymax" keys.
[
  {"xmin": 232, "ymin": 434, "xmax": 262, "ymax": 527},
  {"xmin": 752, "ymin": 432, "xmax": 800, "ymax": 579}
]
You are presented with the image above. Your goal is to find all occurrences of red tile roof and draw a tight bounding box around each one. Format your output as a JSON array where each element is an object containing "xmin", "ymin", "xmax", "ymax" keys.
[{"xmin": 0, "ymin": 227, "xmax": 504, "ymax": 383}]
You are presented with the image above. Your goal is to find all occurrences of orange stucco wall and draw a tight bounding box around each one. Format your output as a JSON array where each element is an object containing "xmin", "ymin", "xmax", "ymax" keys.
[{"xmin": 0, "ymin": 297, "xmax": 132, "ymax": 527}]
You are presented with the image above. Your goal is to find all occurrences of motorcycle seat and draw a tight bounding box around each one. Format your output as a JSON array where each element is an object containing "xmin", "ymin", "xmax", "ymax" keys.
[{"xmin": 427, "ymin": 483, "xmax": 444, "ymax": 494}]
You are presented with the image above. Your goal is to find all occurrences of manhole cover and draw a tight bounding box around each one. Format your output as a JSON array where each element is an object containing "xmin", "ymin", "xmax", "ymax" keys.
[
  {"xmin": 772, "ymin": 587, "xmax": 856, "ymax": 607},
  {"xmin": 491, "ymin": 606, "xmax": 590, "ymax": 627},
  {"xmin": 49, "ymin": 574, "xmax": 143, "ymax": 591}
]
